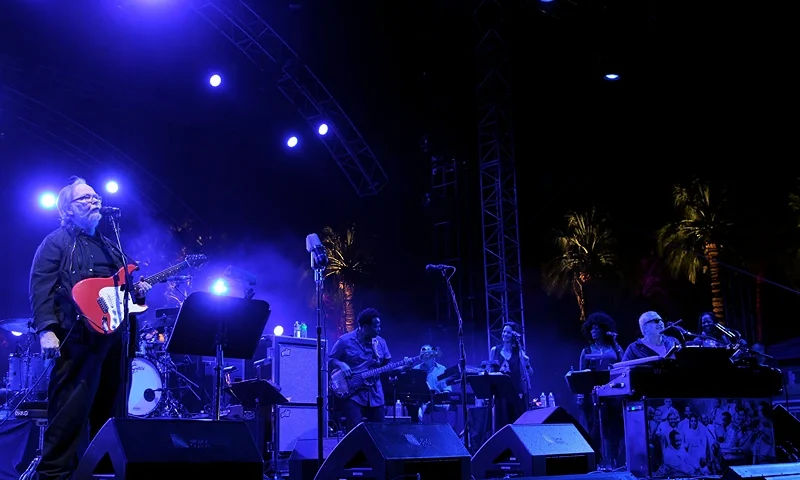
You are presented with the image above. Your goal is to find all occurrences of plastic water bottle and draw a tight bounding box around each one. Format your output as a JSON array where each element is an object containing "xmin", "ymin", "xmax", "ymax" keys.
[
  {"xmin": 395, "ymin": 400, "xmax": 403, "ymax": 417},
  {"xmin": 300, "ymin": 323, "xmax": 308, "ymax": 338},
  {"xmin": 293, "ymin": 321, "xmax": 301, "ymax": 338},
  {"xmin": 539, "ymin": 392, "xmax": 546, "ymax": 407},
  {"xmin": 548, "ymin": 392, "xmax": 556, "ymax": 407}
]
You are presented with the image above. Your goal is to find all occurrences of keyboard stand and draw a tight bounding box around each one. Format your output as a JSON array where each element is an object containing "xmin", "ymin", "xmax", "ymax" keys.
[{"xmin": 20, "ymin": 418, "xmax": 47, "ymax": 480}]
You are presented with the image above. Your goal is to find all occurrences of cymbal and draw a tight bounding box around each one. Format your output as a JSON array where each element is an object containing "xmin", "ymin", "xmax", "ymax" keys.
[{"xmin": 0, "ymin": 318, "xmax": 34, "ymax": 334}]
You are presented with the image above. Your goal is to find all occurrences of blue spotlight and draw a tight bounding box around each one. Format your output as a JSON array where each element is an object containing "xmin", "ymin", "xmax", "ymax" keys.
[
  {"xmin": 318, "ymin": 124, "xmax": 329, "ymax": 135},
  {"xmin": 604, "ymin": 73, "xmax": 620, "ymax": 81},
  {"xmin": 39, "ymin": 192, "xmax": 57, "ymax": 209},
  {"xmin": 209, "ymin": 74, "xmax": 222, "ymax": 87},
  {"xmin": 210, "ymin": 278, "xmax": 228, "ymax": 295},
  {"xmin": 287, "ymin": 136, "xmax": 298, "ymax": 148},
  {"xmin": 105, "ymin": 181, "xmax": 119, "ymax": 194}
]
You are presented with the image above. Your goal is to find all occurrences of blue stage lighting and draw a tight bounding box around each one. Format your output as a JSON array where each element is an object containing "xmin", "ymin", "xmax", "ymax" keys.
[
  {"xmin": 209, "ymin": 74, "xmax": 222, "ymax": 87},
  {"xmin": 210, "ymin": 278, "xmax": 228, "ymax": 295},
  {"xmin": 287, "ymin": 136, "xmax": 298, "ymax": 148},
  {"xmin": 105, "ymin": 181, "xmax": 119, "ymax": 194},
  {"xmin": 39, "ymin": 192, "xmax": 57, "ymax": 209},
  {"xmin": 318, "ymin": 124, "xmax": 329, "ymax": 135}
]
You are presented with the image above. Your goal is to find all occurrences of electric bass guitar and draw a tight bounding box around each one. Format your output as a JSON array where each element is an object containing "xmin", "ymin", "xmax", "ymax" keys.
[
  {"xmin": 72, "ymin": 254, "xmax": 208, "ymax": 335},
  {"xmin": 329, "ymin": 347, "xmax": 441, "ymax": 399}
]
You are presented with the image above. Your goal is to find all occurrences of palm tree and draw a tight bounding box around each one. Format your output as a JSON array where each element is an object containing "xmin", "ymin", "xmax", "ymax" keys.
[
  {"xmin": 657, "ymin": 179, "xmax": 731, "ymax": 321},
  {"xmin": 542, "ymin": 209, "xmax": 617, "ymax": 322},
  {"xmin": 321, "ymin": 224, "xmax": 371, "ymax": 332}
]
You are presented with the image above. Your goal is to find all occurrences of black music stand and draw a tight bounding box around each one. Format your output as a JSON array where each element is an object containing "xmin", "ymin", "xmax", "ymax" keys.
[
  {"xmin": 166, "ymin": 292, "xmax": 271, "ymax": 421},
  {"xmin": 230, "ymin": 379, "xmax": 288, "ymax": 476},
  {"xmin": 386, "ymin": 370, "xmax": 431, "ymax": 422},
  {"xmin": 467, "ymin": 374, "xmax": 517, "ymax": 435},
  {"xmin": 565, "ymin": 370, "xmax": 611, "ymax": 395}
]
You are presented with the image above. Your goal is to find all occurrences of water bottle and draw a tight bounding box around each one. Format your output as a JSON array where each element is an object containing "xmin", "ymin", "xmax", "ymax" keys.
[
  {"xmin": 539, "ymin": 392, "xmax": 546, "ymax": 407},
  {"xmin": 293, "ymin": 321, "xmax": 301, "ymax": 338},
  {"xmin": 300, "ymin": 323, "xmax": 308, "ymax": 338},
  {"xmin": 395, "ymin": 400, "xmax": 403, "ymax": 417},
  {"xmin": 548, "ymin": 392, "xmax": 556, "ymax": 407}
]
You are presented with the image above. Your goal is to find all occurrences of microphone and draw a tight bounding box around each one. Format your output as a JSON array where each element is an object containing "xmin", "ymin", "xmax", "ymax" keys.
[
  {"xmin": 605, "ymin": 331, "xmax": 618, "ymax": 338},
  {"xmin": 426, "ymin": 264, "xmax": 455, "ymax": 272},
  {"xmin": 306, "ymin": 233, "xmax": 329, "ymax": 268},
  {"xmin": 100, "ymin": 206, "xmax": 121, "ymax": 216},
  {"xmin": 714, "ymin": 322, "xmax": 738, "ymax": 340},
  {"xmin": 223, "ymin": 265, "xmax": 258, "ymax": 286}
]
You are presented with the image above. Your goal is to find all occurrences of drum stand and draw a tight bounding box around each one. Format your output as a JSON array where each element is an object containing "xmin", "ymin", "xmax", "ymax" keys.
[
  {"xmin": 19, "ymin": 418, "xmax": 47, "ymax": 480},
  {"xmin": 156, "ymin": 355, "xmax": 200, "ymax": 418}
]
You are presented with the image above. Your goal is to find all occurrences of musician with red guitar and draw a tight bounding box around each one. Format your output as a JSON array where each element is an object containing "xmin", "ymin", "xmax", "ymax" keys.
[
  {"xmin": 329, "ymin": 308, "xmax": 415, "ymax": 433},
  {"xmin": 29, "ymin": 177, "xmax": 152, "ymax": 480}
]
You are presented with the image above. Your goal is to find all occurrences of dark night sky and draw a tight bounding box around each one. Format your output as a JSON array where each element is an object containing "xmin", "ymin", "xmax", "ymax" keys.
[{"xmin": 1, "ymin": 0, "xmax": 798, "ymax": 387}]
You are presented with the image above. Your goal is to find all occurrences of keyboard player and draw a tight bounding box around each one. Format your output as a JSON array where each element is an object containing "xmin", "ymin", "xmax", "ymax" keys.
[
  {"xmin": 408, "ymin": 344, "xmax": 452, "ymax": 423},
  {"xmin": 621, "ymin": 311, "xmax": 681, "ymax": 361}
]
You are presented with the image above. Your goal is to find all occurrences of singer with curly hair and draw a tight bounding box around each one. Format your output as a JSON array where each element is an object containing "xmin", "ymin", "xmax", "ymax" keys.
[{"xmin": 579, "ymin": 311, "xmax": 624, "ymax": 371}]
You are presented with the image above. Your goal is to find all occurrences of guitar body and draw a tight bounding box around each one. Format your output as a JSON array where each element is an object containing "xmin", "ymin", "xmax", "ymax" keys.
[
  {"xmin": 330, "ymin": 361, "xmax": 377, "ymax": 399},
  {"xmin": 72, "ymin": 265, "xmax": 148, "ymax": 335}
]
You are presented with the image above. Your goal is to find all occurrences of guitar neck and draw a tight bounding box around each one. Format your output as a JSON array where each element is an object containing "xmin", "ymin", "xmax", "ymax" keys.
[
  {"xmin": 362, "ymin": 355, "xmax": 421, "ymax": 379},
  {"xmin": 142, "ymin": 261, "xmax": 190, "ymax": 285}
]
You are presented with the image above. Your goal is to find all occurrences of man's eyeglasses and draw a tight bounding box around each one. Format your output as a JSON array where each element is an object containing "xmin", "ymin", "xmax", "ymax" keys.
[
  {"xmin": 72, "ymin": 194, "xmax": 102, "ymax": 204},
  {"xmin": 645, "ymin": 319, "xmax": 664, "ymax": 326}
]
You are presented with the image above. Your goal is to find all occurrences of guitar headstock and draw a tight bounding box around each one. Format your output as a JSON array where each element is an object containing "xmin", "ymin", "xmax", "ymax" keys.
[{"xmin": 185, "ymin": 254, "xmax": 208, "ymax": 268}]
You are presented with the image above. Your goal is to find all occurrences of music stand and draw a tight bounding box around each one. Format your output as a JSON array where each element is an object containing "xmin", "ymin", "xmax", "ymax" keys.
[
  {"xmin": 230, "ymin": 379, "xmax": 288, "ymax": 477},
  {"xmin": 565, "ymin": 370, "xmax": 611, "ymax": 395},
  {"xmin": 166, "ymin": 292, "xmax": 271, "ymax": 421},
  {"xmin": 467, "ymin": 373, "xmax": 517, "ymax": 435}
]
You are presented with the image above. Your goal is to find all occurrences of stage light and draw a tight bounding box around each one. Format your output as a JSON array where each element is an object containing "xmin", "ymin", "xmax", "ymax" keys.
[
  {"xmin": 318, "ymin": 124, "xmax": 328, "ymax": 135},
  {"xmin": 105, "ymin": 181, "xmax": 119, "ymax": 194},
  {"xmin": 273, "ymin": 325, "xmax": 284, "ymax": 336},
  {"xmin": 210, "ymin": 278, "xmax": 228, "ymax": 295},
  {"xmin": 209, "ymin": 74, "xmax": 222, "ymax": 87},
  {"xmin": 604, "ymin": 73, "xmax": 620, "ymax": 81},
  {"xmin": 39, "ymin": 192, "xmax": 57, "ymax": 209},
  {"xmin": 11, "ymin": 331, "xmax": 22, "ymax": 337},
  {"xmin": 287, "ymin": 136, "xmax": 298, "ymax": 148}
]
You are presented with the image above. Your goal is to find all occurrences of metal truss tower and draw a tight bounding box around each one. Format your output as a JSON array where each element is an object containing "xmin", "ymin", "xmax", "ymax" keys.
[
  {"xmin": 427, "ymin": 142, "xmax": 462, "ymax": 326},
  {"xmin": 193, "ymin": 0, "xmax": 388, "ymax": 197},
  {"xmin": 474, "ymin": 0, "xmax": 527, "ymax": 351}
]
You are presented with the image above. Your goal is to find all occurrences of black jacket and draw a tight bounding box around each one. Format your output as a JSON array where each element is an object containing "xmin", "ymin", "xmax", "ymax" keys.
[
  {"xmin": 29, "ymin": 224, "xmax": 124, "ymax": 335},
  {"xmin": 621, "ymin": 336, "xmax": 681, "ymax": 362}
]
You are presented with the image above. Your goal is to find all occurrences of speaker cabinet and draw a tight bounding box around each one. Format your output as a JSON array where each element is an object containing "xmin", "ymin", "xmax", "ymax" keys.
[
  {"xmin": 289, "ymin": 437, "xmax": 342, "ymax": 480},
  {"xmin": 722, "ymin": 463, "xmax": 800, "ymax": 480},
  {"xmin": 515, "ymin": 406, "xmax": 592, "ymax": 445},
  {"xmin": 471, "ymin": 423, "xmax": 596, "ymax": 479},
  {"xmin": 314, "ymin": 422, "xmax": 471, "ymax": 480},
  {"xmin": 73, "ymin": 418, "xmax": 263, "ymax": 480}
]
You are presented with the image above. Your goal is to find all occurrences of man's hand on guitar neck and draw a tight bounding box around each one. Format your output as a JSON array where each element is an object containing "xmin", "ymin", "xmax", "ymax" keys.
[{"xmin": 134, "ymin": 277, "xmax": 152, "ymax": 300}]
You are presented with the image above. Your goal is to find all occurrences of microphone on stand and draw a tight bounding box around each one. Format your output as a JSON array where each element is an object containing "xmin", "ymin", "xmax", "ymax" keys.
[
  {"xmin": 425, "ymin": 264, "xmax": 455, "ymax": 272},
  {"xmin": 306, "ymin": 234, "xmax": 329, "ymax": 268},
  {"xmin": 100, "ymin": 206, "xmax": 121, "ymax": 216}
]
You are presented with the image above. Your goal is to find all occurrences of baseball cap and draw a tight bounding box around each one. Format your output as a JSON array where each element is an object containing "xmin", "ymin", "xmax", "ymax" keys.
[{"xmin": 638, "ymin": 311, "xmax": 663, "ymax": 330}]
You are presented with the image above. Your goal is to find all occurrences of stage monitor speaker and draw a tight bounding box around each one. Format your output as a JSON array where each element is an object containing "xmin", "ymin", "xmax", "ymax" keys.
[
  {"xmin": 722, "ymin": 462, "xmax": 800, "ymax": 480},
  {"xmin": 515, "ymin": 406, "xmax": 592, "ymax": 446},
  {"xmin": 471, "ymin": 423, "xmax": 596, "ymax": 479},
  {"xmin": 72, "ymin": 418, "xmax": 263, "ymax": 480},
  {"xmin": 289, "ymin": 437, "xmax": 342, "ymax": 480},
  {"xmin": 314, "ymin": 422, "xmax": 471, "ymax": 480}
]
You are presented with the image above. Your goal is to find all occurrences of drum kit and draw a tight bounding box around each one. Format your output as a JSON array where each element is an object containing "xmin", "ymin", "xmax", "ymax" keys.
[{"xmin": 1, "ymin": 276, "xmax": 213, "ymax": 419}]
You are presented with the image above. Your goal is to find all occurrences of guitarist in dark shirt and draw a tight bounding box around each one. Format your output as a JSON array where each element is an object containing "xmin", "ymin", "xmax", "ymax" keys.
[
  {"xmin": 329, "ymin": 308, "xmax": 392, "ymax": 432},
  {"xmin": 29, "ymin": 177, "xmax": 151, "ymax": 480}
]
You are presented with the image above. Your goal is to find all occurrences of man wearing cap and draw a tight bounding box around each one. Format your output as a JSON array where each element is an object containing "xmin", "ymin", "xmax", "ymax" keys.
[{"xmin": 621, "ymin": 311, "xmax": 681, "ymax": 361}]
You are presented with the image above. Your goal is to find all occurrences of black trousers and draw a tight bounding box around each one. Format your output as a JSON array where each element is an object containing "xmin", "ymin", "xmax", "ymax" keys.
[
  {"xmin": 37, "ymin": 325, "xmax": 123, "ymax": 480},
  {"xmin": 340, "ymin": 398, "xmax": 385, "ymax": 433}
]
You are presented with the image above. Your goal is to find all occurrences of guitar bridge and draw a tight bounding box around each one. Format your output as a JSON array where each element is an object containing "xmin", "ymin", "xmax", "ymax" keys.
[{"xmin": 97, "ymin": 297, "xmax": 109, "ymax": 313}]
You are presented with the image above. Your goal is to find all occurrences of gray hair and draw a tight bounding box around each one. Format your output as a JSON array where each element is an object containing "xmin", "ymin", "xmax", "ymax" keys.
[{"xmin": 57, "ymin": 176, "xmax": 87, "ymax": 226}]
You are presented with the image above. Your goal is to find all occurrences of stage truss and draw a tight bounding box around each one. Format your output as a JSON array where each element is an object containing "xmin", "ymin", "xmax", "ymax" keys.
[
  {"xmin": 192, "ymin": 0, "xmax": 388, "ymax": 197},
  {"xmin": 474, "ymin": 0, "xmax": 527, "ymax": 350}
]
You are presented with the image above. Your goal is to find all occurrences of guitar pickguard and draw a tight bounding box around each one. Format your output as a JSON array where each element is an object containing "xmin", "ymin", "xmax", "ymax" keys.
[{"xmin": 97, "ymin": 286, "xmax": 148, "ymax": 332}]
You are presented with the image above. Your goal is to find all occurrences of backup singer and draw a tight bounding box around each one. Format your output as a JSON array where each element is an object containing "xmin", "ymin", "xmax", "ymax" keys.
[
  {"xmin": 329, "ymin": 308, "xmax": 392, "ymax": 432},
  {"xmin": 689, "ymin": 312, "xmax": 731, "ymax": 347},
  {"xmin": 621, "ymin": 311, "xmax": 681, "ymax": 361},
  {"xmin": 577, "ymin": 312, "xmax": 624, "ymax": 467},
  {"xmin": 488, "ymin": 322, "xmax": 533, "ymax": 427},
  {"xmin": 30, "ymin": 177, "xmax": 151, "ymax": 480}
]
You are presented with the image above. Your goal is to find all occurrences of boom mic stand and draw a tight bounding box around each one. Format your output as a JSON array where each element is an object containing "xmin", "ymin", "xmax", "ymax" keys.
[
  {"xmin": 108, "ymin": 211, "xmax": 135, "ymax": 419},
  {"xmin": 312, "ymin": 254, "xmax": 327, "ymax": 467},
  {"xmin": 440, "ymin": 267, "xmax": 470, "ymax": 450}
]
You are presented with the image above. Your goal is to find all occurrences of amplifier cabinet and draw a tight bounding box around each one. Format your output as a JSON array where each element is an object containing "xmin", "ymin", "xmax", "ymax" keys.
[
  {"xmin": 277, "ymin": 404, "xmax": 327, "ymax": 453},
  {"xmin": 262, "ymin": 335, "xmax": 327, "ymax": 405},
  {"xmin": 624, "ymin": 397, "xmax": 776, "ymax": 478}
]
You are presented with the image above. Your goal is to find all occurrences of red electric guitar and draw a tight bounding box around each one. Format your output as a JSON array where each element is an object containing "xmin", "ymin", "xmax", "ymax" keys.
[{"xmin": 72, "ymin": 254, "xmax": 207, "ymax": 335}]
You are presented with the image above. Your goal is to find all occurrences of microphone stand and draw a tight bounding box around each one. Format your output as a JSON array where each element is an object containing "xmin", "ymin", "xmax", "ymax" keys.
[
  {"xmin": 441, "ymin": 267, "xmax": 470, "ymax": 450},
  {"xmin": 312, "ymin": 254, "xmax": 326, "ymax": 467},
  {"xmin": 108, "ymin": 214, "xmax": 135, "ymax": 419}
]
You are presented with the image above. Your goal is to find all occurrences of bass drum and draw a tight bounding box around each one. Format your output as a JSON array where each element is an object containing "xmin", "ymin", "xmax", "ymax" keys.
[{"xmin": 128, "ymin": 357, "xmax": 162, "ymax": 417}]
